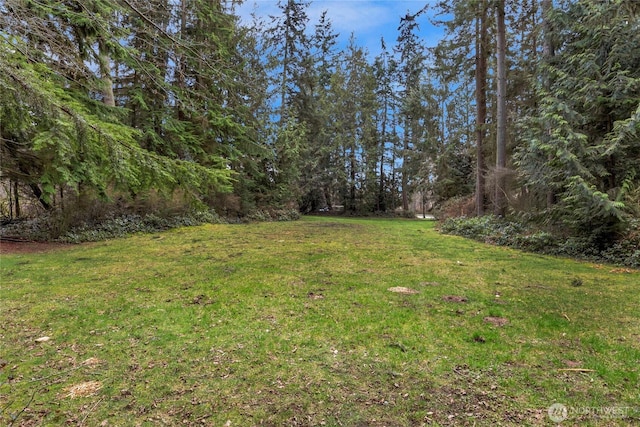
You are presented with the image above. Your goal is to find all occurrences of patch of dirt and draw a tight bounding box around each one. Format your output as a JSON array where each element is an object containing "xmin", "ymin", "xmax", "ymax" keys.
[
  {"xmin": 422, "ymin": 365, "xmax": 532, "ymax": 426},
  {"xmin": 609, "ymin": 268, "xmax": 637, "ymax": 274},
  {"xmin": 483, "ymin": 317, "xmax": 509, "ymax": 327},
  {"xmin": 81, "ymin": 357, "xmax": 103, "ymax": 367},
  {"xmin": 388, "ymin": 286, "xmax": 419, "ymax": 295},
  {"xmin": 307, "ymin": 292, "xmax": 324, "ymax": 300},
  {"xmin": 473, "ymin": 334, "xmax": 486, "ymax": 343},
  {"xmin": 0, "ymin": 239, "xmax": 74, "ymax": 254},
  {"xmin": 62, "ymin": 381, "xmax": 102, "ymax": 399},
  {"xmin": 190, "ymin": 294, "xmax": 214, "ymax": 305},
  {"xmin": 442, "ymin": 295, "xmax": 468, "ymax": 303},
  {"xmin": 563, "ymin": 360, "xmax": 582, "ymax": 368},
  {"xmin": 307, "ymin": 222, "xmax": 363, "ymax": 229},
  {"xmin": 419, "ymin": 281, "xmax": 441, "ymax": 286}
]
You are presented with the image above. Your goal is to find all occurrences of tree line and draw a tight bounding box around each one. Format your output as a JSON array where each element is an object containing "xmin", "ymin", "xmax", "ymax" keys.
[{"xmin": 1, "ymin": 0, "xmax": 638, "ymax": 244}]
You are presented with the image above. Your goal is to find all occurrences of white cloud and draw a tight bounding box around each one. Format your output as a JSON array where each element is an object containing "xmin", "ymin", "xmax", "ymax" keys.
[{"xmin": 307, "ymin": 2, "xmax": 397, "ymax": 35}]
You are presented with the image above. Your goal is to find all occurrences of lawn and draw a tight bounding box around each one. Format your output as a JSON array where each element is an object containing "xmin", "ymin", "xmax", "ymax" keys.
[{"xmin": 1, "ymin": 216, "xmax": 639, "ymax": 426}]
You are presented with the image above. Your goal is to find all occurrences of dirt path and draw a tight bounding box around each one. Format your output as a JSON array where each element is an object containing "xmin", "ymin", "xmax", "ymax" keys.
[{"xmin": 0, "ymin": 239, "xmax": 74, "ymax": 255}]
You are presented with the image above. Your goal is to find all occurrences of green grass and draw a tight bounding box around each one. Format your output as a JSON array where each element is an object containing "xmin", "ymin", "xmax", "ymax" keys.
[{"xmin": 1, "ymin": 216, "xmax": 639, "ymax": 426}]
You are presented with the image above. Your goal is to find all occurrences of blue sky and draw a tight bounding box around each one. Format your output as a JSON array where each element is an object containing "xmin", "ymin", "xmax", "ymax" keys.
[{"xmin": 234, "ymin": 0, "xmax": 445, "ymax": 58}]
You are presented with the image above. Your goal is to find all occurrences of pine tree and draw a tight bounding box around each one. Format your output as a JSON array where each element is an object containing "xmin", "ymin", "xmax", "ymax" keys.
[
  {"xmin": 373, "ymin": 38, "xmax": 399, "ymax": 212},
  {"xmin": 515, "ymin": 0, "xmax": 640, "ymax": 242},
  {"xmin": 0, "ymin": 0, "xmax": 243, "ymax": 218},
  {"xmin": 432, "ymin": 0, "xmax": 492, "ymax": 216},
  {"xmin": 297, "ymin": 11, "xmax": 339, "ymax": 212},
  {"xmin": 265, "ymin": 0, "xmax": 310, "ymax": 125},
  {"xmin": 494, "ymin": 0, "xmax": 507, "ymax": 216},
  {"xmin": 395, "ymin": 7, "xmax": 429, "ymax": 212}
]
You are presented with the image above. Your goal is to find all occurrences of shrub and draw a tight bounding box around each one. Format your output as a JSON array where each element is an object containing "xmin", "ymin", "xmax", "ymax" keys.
[
  {"xmin": 439, "ymin": 216, "xmax": 498, "ymax": 240},
  {"xmin": 439, "ymin": 215, "xmax": 639, "ymax": 268},
  {"xmin": 512, "ymin": 231, "xmax": 555, "ymax": 252},
  {"xmin": 433, "ymin": 196, "xmax": 475, "ymax": 220},
  {"xmin": 58, "ymin": 210, "xmax": 225, "ymax": 243},
  {"xmin": 244, "ymin": 208, "xmax": 300, "ymax": 222}
]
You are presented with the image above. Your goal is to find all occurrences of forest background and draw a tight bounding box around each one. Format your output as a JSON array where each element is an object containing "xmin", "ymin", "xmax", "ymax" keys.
[{"xmin": 1, "ymin": 0, "xmax": 639, "ymax": 265}]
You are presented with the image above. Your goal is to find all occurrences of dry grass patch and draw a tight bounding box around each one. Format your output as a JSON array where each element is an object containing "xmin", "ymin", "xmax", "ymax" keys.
[
  {"xmin": 62, "ymin": 381, "xmax": 102, "ymax": 399},
  {"xmin": 387, "ymin": 286, "xmax": 419, "ymax": 294},
  {"xmin": 483, "ymin": 316, "xmax": 509, "ymax": 327}
]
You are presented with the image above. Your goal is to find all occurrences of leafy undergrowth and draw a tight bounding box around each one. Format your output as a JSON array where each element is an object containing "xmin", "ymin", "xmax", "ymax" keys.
[
  {"xmin": 439, "ymin": 216, "xmax": 640, "ymax": 268},
  {"xmin": 0, "ymin": 208, "xmax": 300, "ymax": 243},
  {"xmin": 1, "ymin": 217, "xmax": 639, "ymax": 426}
]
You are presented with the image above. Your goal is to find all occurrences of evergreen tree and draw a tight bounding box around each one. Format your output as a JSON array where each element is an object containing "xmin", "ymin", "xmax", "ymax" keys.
[
  {"xmin": 0, "ymin": 0, "xmax": 246, "ymax": 218},
  {"xmin": 331, "ymin": 37, "xmax": 370, "ymax": 212},
  {"xmin": 297, "ymin": 11, "xmax": 339, "ymax": 212},
  {"xmin": 265, "ymin": 0, "xmax": 310, "ymax": 125},
  {"xmin": 494, "ymin": 0, "xmax": 508, "ymax": 216},
  {"xmin": 373, "ymin": 38, "xmax": 399, "ymax": 212},
  {"xmin": 431, "ymin": 0, "xmax": 491, "ymax": 215},
  {"xmin": 515, "ymin": 0, "xmax": 640, "ymax": 243},
  {"xmin": 395, "ymin": 7, "xmax": 430, "ymax": 212}
]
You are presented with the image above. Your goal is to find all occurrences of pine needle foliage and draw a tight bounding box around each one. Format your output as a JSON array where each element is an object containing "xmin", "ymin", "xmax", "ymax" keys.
[
  {"xmin": 515, "ymin": 0, "xmax": 640, "ymax": 242},
  {"xmin": 1, "ymin": 0, "xmax": 242, "ymax": 212}
]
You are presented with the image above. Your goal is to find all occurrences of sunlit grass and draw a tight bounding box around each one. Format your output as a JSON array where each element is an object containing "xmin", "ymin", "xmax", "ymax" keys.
[{"xmin": 1, "ymin": 216, "xmax": 639, "ymax": 426}]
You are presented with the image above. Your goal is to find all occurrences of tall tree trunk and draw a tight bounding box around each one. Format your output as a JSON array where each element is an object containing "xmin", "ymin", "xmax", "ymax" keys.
[
  {"xmin": 542, "ymin": 0, "xmax": 555, "ymax": 209},
  {"xmin": 410, "ymin": 115, "xmax": 419, "ymax": 211},
  {"xmin": 98, "ymin": 37, "xmax": 115, "ymax": 107},
  {"xmin": 350, "ymin": 145, "xmax": 356, "ymax": 211},
  {"xmin": 176, "ymin": 0, "xmax": 187, "ymax": 121},
  {"xmin": 13, "ymin": 181, "xmax": 20, "ymax": 218},
  {"xmin": 280, "ymin": 38, "xmax": 289, "ymax": 125},
  {"xmin": 402, "ymin": 125, "xmax": 409, "ymax": 212},
  {"xmin": 391, "ymin": 121, "xmax": 398, "ymax": 208},
  {"xmin": 279, "ymin": 0, "xmax": 293, "ymax": 125},
  {"xmin": 475, "ymin": 0, "xmax": 488, "ymax": 216},
  {"xmin": 494, "ymin": 0, "xmax": 507, "ymax": 217},
  {"xmin": 29, "ymin": 183, "xmax": 52, "ymax": 211},
  {"xmin": 378, "ymin": 99, "xmax": 387, "ymax": 212}
]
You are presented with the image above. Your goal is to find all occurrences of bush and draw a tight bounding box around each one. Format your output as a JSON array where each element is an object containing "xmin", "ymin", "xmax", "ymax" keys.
[
  {"xmin": 1, "ymin": 204, "xmax": 304, "ymax": 243},
  {"xmin": 433, "ymin": 196, "xmax": 475, "ymax": 220},
  {"xmin": 439, "ymin": 215, "xmax": 639, "ymax": 268},
  {"xmin": 60, "ymin": 210, "xmax": 226, "ymax": 243},
  {"xmin": 511, "ymin": 231, "xmax": 555, "ymax": 252},
  {"xmin": 244, "ymin": 208, "xmax": 300, "ymax": 223}
]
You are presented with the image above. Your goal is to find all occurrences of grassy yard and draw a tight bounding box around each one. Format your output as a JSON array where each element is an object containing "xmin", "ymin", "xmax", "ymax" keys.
[{"xmin": 1, "ymin": 216, "xmax": 639, "ymax": 426}]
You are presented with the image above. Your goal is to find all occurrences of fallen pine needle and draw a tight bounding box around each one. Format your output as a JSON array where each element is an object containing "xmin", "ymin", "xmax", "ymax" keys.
[{"xmin": 558, "ymin": 368, "xmax": 595, "ymax": 372}]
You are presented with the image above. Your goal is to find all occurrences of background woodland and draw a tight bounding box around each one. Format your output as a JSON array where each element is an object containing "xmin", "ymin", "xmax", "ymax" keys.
[{"xmin": 1, "ymin": 0, "xmax": 639, "ymax": 256}]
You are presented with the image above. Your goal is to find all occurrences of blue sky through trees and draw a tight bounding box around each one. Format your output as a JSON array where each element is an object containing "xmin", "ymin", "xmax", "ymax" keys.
[{"xmin": 235, "ymin": 0, "xmax": 444, "ymax": 57}]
